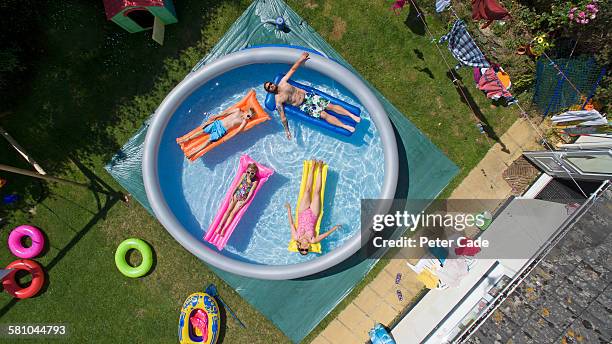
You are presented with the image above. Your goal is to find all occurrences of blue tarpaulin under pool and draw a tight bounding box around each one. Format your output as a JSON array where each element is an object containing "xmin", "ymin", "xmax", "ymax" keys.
[{"xmin": 105, "ymin": 0, "xmax": 458, "ymax": 342}]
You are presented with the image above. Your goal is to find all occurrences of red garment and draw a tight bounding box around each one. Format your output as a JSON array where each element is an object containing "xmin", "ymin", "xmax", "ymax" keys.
[
  {"xmin": 472, "ymin": 0, "xmax": 510, "ymax": 28},
  {"xmin": 454, "ymin": 238, "xmax": 481, "ymax": 256},
  {"xmin": 477, "ymin": 68, "xmax": 512, "ymax": 100}
]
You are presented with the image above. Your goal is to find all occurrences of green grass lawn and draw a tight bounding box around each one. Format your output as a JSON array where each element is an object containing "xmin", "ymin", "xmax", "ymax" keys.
[{"xmin": 1, "ymin": 0, "xmax": 518, "ymax": 343}]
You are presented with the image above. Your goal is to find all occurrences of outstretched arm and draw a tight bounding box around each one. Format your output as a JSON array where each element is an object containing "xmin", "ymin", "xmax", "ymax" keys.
[
  {"xmin": 280, "ymin": 52, "xmax": 309, "ymax": 84},
  {"xmin": 277, "ymin": 101, "xmax": 292, "ymax": 140},
  {"xmin": 286, "ymin": 203, "xmax": 297, "ymax": 240},
  {"xmin": 313, "ymin": 225, "xmax": 341, "ymax": 243},
  {"xmin": 209, "ymin": 108, "xmax": 238, "ymax": 121}
]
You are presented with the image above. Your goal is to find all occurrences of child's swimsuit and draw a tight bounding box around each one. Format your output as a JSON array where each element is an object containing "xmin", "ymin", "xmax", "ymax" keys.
[
  {"xmin": 297, "ymin": 208, "xmax": 317, "ymax": 239},
  {"xmin": 202, "ymin": 120, "xmax": 227, "ymax": 142},
  {"xmin": 299, "ymin": 93, "xmax": 330, "ymax": 118},
  {"xmin": 234, "ymin": 175, "xmax": 254, "ymax": 201}
]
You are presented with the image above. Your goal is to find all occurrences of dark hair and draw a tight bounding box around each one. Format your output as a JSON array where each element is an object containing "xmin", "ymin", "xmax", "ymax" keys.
[
  {"xmin": 264, "ymin": 81, "xmax": 278, "ymax": 94},
  {"xmin": 298, "ymin": 248, "xmax": 309, "ymax": 255}
]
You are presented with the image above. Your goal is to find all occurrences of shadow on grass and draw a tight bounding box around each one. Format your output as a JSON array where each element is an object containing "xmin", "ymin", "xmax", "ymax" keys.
[
  {"xmin": 0, "ymin": 0, "xmax": 241, "ymax": 214},
  {"xmin": 0, "ymin": 159, "xmax": 125, "ymax": 317},
  {"xmin": 445, "ymin": 71, "xmax": 509, "ymax": 152},
  {"xmin": 404, "ymin": 1, "xmax": 426, "ymax": 36}
]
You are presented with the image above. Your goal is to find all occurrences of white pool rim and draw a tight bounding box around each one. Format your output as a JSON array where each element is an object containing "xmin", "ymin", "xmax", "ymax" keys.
[{"xmin": 142, "ymin": 47, "xmax": 398, "ymax": 280}]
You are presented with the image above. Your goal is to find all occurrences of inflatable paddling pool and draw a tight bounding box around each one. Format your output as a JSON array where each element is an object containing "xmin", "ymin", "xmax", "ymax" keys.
[
  {"xmin": 177, "ymin": 90, "xmax": 270, "ymax": 161},
  {"xmin": 204, "ymin": 154, "xmax": 274, "ymax": 250},
  {"xmin": 288, "ymin": 160, "xmax": 328, "ymax": 254},
  {"xmin": 178, "ymin": 292, "xmax": 220, "ymax": 344},
  {"xmin": 264, "ymin": 73, "xmax": 361, "ymax": 136},
  {"xmin": 143, "ymin": 47, "xmax": 399, "ymax": 279}
]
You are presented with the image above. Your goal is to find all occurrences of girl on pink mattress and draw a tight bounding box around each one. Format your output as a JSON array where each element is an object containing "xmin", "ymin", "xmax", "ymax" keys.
[
  {"xmin": 214, "ymin": 163, "xmax": 259, "ymax": 237},
  {"xmin": 285, "ymin": 160, "xmax": 341, "ymax": 255}
]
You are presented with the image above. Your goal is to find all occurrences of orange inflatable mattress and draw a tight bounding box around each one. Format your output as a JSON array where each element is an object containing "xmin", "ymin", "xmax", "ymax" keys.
[{"xmin": 176, "ymin": 90, "xmax": 271, "ymax": 161}]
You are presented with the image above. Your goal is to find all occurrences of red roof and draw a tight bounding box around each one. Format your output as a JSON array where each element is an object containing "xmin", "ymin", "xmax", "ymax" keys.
[{"xmin": 103, "ymin": 0, "xmax": 165, "ymax": 20}]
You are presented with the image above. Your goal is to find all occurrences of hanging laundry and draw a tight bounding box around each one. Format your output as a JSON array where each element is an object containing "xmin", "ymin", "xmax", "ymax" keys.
[
  {"xmin": 439, "ymin": 20, "xmax": 490, "ymax": 69},
  {"xmin": 436, "ymin": 0, "xmax": 451, "ymax": 13},
  {"xmin": 474, "ymin": 66, "xmax": 511, "ymax": 89},
  {"xmin": 477, "ymin": 67, "xmax": 517, "ymax": 104},
  {"xmin": 472, "ymin": 0, "xmax": 510, "ymax": 29}
]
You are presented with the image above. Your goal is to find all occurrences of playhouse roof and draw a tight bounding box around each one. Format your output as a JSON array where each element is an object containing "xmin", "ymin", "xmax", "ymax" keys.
[{"xmin": 103, "ymin": 0, "xmax": 165, "ymax": 20}]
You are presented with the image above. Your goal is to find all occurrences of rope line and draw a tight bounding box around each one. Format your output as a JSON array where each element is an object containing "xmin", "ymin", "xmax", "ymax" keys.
[
  {"xmin": 407, "ymin": 0, "xmax": 488, "ymax": 133},
  {"xmin": 406, "ymin": 0, "xmax": 590, "ymax": 198}
]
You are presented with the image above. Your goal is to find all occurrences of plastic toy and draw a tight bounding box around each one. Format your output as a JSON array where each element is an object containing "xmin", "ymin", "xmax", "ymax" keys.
[
  {"xmin": 2, "ymin": 193, "xmax": 20, "ymax": 205},
  {"xmin": 114, "ymin": 238, "xmax": 153, "ymax": 278},
  {"xmin": 8, "ymin": 225, "xmax": 45, "ymax": 259},
  {"xmin": 3, "ymin": 259, "xmax": 45, "ymax": 299},
  {"xmin": 178, "ymin": 292, "xmax": 219, "ymax": 344},
  {"xmin": 369, "ymin": 323, "xmax": 397, "ymax": 344}
]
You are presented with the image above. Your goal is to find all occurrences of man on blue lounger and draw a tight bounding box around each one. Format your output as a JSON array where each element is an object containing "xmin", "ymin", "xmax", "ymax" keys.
[{"xmin": 263, "ymin": 52, "xmax": 360, "ymax": 140}]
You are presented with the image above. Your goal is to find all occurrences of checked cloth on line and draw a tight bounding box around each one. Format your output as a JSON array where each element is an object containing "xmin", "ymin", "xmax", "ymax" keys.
[{"xmin": 439, "ymin": 20, "xmax": 490, "ymax": 69}]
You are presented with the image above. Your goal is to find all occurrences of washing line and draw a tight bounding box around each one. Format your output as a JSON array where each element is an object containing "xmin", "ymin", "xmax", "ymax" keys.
[
  {"xmin": 407, "ymin": 0, "xmax": 590, "ymax": 198},
  {"xmin": 406, "ymin": 0, "xmax": 490, "ymax": 141}
]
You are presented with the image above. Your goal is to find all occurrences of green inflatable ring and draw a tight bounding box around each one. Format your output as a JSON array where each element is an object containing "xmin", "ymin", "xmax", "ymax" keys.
[{"xmin": 115, "ymin": 238, "xmax": 153, "ymax": 278}]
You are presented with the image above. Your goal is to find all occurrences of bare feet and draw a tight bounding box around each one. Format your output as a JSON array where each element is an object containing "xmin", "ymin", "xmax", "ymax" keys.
[
  {"xmin": 350, "ymin": 113, "xmax": 361, "ymax": 123},
  {"xmin": 343, "ymin": 125, "xmax": 355, "ymax": 133}
]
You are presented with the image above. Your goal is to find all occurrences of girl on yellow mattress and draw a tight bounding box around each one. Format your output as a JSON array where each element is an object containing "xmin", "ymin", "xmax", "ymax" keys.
[{"xmin": 285, "ymin": 160, "xmax": 341, "ymax": 255}]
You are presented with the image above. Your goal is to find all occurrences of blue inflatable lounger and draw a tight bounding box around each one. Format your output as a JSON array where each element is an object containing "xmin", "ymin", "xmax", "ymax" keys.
[{"xmin": 264, "ymin": 73, "xmax": 361, "ymax": 136}]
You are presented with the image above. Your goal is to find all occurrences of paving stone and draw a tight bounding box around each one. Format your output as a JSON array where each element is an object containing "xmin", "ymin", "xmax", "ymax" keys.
[
  {"xmin": 352, "ymin": 316, "xmax": 377, "ymax": 343},
  {"xmin": 321, "ymin": 320, "xmax": 361, "ymax": 344},
  {"xmin": 337, "ymin": 303, "xmax": 370, "ymax": 328},
  {"xmin": 354, "ymin": 286, "xmax": 383, "ymax": 314},
  {"xmin": 369, "ymin": 301, "xmax": 398, "ymax": 326},
  {"xmin": 310, "ymin": 334, "xmax": 332, "ymax": 344},
  {"xmin": 369, "ymin": 270, "xmax": 397, "ymax": 298}
]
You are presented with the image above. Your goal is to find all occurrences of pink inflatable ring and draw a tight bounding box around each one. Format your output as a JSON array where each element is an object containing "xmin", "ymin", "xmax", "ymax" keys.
[{"xmin": 8, "ymin": 225, "xmax": 45, "ymax": 259}]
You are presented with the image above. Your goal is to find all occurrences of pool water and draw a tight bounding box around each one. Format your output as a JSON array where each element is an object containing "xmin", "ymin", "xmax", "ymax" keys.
[{"xmin": 157, "ymin": 63, "xmax": 384, "ymax": 265}]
